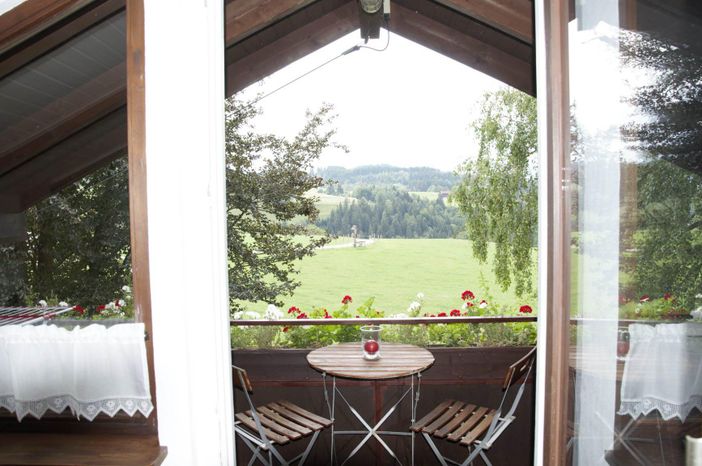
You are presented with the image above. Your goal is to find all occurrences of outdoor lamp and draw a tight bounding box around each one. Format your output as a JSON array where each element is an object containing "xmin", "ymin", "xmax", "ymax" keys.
[{"xmin": 359, "ymin": 0, "xmax": 383, "ymax": 14}]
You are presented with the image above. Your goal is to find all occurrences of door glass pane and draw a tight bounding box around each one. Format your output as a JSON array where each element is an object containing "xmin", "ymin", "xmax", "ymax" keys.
[{"xmin": 568, "ymin": 1, "xmax": 702, "ymax": 464}]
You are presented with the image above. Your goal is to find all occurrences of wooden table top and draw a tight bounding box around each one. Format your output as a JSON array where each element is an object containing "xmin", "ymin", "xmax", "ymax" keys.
[{"xmin": 307, "ymin": 343, "xmax": 435, "ymax": 380}]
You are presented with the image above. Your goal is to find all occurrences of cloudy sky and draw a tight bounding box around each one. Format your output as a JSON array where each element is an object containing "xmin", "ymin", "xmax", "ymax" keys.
[{"xmin": 237, "ymin": 28, "xmax": 505, "ymax": 172}]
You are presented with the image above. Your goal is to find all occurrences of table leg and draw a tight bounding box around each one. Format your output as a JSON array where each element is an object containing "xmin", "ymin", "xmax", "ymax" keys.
[{"xmin": 332, "ymin": 376, "xmax": 416, "ymax": 466}]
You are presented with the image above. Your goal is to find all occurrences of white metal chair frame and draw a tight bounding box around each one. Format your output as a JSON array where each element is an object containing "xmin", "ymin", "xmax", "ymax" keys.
[
  {"xmin": 233, "ymin": 366, "xmax": 329, "ymax": 466},
  {"xmin": 418, "ymin": 348, "xmax": 536, "ymax": 466}
]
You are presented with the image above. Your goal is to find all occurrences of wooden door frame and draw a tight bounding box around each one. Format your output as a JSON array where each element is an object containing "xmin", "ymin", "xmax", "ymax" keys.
[{"xmin": 534, "ymin": 0, "xmax": 571, "ymax": 464}]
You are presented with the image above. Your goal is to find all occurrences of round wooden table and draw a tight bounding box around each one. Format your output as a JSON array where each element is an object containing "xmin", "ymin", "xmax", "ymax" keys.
[
  {"xmin": 307, "ymin": 342, "xmax": 435, "ymax": 380},
  {"xmin": 307, "ymin": 343, "xmax": 435, "ymax": 466}
]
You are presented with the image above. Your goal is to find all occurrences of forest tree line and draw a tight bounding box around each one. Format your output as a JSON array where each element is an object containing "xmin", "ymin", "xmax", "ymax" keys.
[{"xmin": 317, "ymin": 187, "xmax": 463, "ymax": 239}]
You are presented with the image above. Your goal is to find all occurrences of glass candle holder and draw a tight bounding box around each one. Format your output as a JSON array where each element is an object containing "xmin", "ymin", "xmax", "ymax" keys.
[{"xmin": 361, "ymin": 325, "xmax": 381, "ymax": 360}]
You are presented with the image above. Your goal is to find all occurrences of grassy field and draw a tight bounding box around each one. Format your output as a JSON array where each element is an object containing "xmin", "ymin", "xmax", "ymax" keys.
[
  {"xmin": 240, "ymin": 238, "xmax": 537, "ymax": 315},
  {"xmin": 313, "ymin": 192, "xmax": 355, "ymax": 219}
]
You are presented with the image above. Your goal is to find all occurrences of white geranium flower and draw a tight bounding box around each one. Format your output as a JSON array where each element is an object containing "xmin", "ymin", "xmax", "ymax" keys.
[
  {"xmin": 243, "ymin": 311, "xmax": 260, "ymax": 320},
  {"xmin": 461, "ymin": 302, "xmax": 468, "ymax": 310},
  {"xmin": 106, "ymin": 302, "xmax": 116, "ymax": 310},
  {"xmin": 408, "ymin": 301, "xmax": 421, "ymax": 312},
  {"xmin": 38, "ymin": 300, "xmax": 47, "ymax": 307},
  {"xmin": 479, "ymin": 300, "xmax": 488, "ymax": 309},
  {"xmin": 233, "ymin": 311, "xmax": 244, "ymax": 320},
  {"xmin": 696, "ymin": 293, "xmax": 702, "ymax": 300},
  {"xmin": 416, "ymin": 292, "xmax": 425, "ymax": 300},
  {"xmin": 118, "ymin": 299, "xmax": 126, "ymax": 307},
  {"xmin": 264, "ymin": 304, "xmax": 283, "ymax": 320},
  {"xmin": 59, "ymin": 301, "xmax": 68, "ymax": 307},
  {"xmin": 122, "ymin": 285, "xmax": 131, "ymax": 294},
  {"xmin": 692, "ymin": 307, "xmax": 702, "ymax": 321}
]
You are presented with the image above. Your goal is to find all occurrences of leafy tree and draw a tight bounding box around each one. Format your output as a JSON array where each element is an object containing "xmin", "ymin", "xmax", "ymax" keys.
[
  {"xmin": 452, "ymin": 89, "xmax": 537, "ymax": 296},
  {"xmin": 225, "ymin": 98, "xmax": 342, "ymax": 310},
  {"xmin": 620, "ymin": 30, "xmax": 702, "ymax": 307},
  {"xmin": 0, "ymin": 158, "xmax": 131, "ymax": 307}
]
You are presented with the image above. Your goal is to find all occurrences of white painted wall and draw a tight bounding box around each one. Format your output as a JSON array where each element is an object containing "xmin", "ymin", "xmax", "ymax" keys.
[{"xmin": 142, "ymin": 1, "xmax": 234, "ymax": 464}]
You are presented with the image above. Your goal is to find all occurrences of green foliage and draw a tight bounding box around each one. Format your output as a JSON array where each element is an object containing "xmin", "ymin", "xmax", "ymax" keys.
[
  {"xmin": 318, "ymin": 187, "xmax": 462, "ymax": 238},
  {"xmin": 619, "ymin": 294, "xmax": 690, "ymax": 320},
  {"xmin": 318, "ymin": 165, "xmax": 457, "ymax": 192},
  {"xmin": 225, "ymin": 98, "xmax": 343, "ymax": 311},
  {"xmin": 452, "ymin": 89, "xmax": 537, "ymax": 296},
  {"xmin": 0, "ymin": 158, "xmax": 131, "ymax": 309},
  {"xmin": 231, "ymin": 291, "xmax": 536, "ymax": 349},
  {"xmin": 619, "ymin": 31, "xmax": 702, "ymax": 309},
  {"xmin": 632, "ymin": 161, "xmax": 702, "ymax": 308}
]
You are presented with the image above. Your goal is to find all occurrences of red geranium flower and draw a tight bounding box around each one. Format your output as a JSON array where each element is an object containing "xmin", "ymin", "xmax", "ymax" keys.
[
  {"xmin": 519, "ymin": 305, "xmax": 533, "ymax": 314},
  {"xmin": 96, "ymin": 304, "xmax": 106, "ymax": 313},
  {"xmin": 437, "ymin": 312, "xmax": 447, "ymax": 317},
  {"xmin": 296, "ymin": 313, "xmax": 308, "ymax": 319},
  {"xmin": 450, "ymin": 309, "xmax": 461, "ymax": 317},
  {"xmin": 288, "ymin": 306, "xmax": 300, "ymax": 314},
  {"xmin": 323, "ymin": 309, "xmax": 333, "ymax": 319},
  {"xmin": 663, "ymin": 293, "xmax": 672, "ymax": 301},
  {"xmin": 114, "ymin": 300, "xmax": 121, "ymax": 307},
  {"xmin": 466, "ymin": 302, "xmax": 474, "ymax": 307},
  {"xmin": 342, "ymin": 295, "xmax": 353, "ymax": 305},
  {"xmin": 73, "ymin": 305, "xmax": 85, "ymax": 315},
  {"xmin": 640, "ymin": 295, "xmax": 650, "ymax": 303},
  {"xmin": 430, "ymin": 314, "xmax": 436, "ymax": 317},
  {"xmin": 461, "ymin": 290, "xmax": 475, "ymax": 301}
]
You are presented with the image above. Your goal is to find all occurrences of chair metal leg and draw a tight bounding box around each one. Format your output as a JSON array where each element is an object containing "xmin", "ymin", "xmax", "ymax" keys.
[
  {"xmin": 422, "ymin": 432, "xmax": 450, "ymax": 466},
  {"xmin": 239, "ymin": 434, "xmax": 272, "ymax": 466},
  {"xmin": 478, "ymin": 450, "xmax": 493, "ymax": 466},
  {"xmin": 298, "ymin": 431, "xmax": 320, "ymax": 466}
]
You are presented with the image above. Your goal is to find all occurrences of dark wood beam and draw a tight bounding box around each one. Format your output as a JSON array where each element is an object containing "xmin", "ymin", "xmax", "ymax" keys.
[
  {"xmin": 0, "ymin": 0, "xmax": 125, "ymax": 81},
  {"xmin": 0, "ymin": 0, "xmax": 91, "ymax": 53},
  {"xmin": 434, "ymin": 0, "xmax": 533, "ymax": 44},
  {"xmin": 126, "ymin": 0, "xmax": 158, "ymax": 433},
  {"xmin": 392, "ymin": 0, "xmax": 535, "ymax": 95},
  {"xmin": 0, "ymin": 87, "xmax": 126, "ymax": 179},
  {"xmin": 0, "ymin": 108, "xmax": 127, "ymax": 212},
  {"xmin": 225, "ymin": 0, "xmax": 357, "ymax": 96},
  {"xmin": 225, "ymin": 0, "xmax": 317, "ymax": 46}
]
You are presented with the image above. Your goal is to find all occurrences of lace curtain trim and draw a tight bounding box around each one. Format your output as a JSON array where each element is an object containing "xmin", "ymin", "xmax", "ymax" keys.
[
  {"xmin": 618, "ymin": 395, "xmax": 702, "ymax": 422},
  {"xmin": 0, "ymin": 394, "xmax": 153, "ymax": 421}
]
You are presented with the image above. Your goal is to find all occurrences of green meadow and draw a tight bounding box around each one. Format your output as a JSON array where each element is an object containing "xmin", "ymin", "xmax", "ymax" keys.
[{"xmin": 240, "ymin": 238, "xmax": 537, "ymax": 315}]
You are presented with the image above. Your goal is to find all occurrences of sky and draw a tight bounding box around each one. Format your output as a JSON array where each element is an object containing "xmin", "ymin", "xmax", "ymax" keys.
[{"xmin": 237, "ymin": 28, "xmax": 506, "ymax": 172}]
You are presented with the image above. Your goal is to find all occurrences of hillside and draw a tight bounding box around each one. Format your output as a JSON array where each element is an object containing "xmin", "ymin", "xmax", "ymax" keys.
[{"xmin": 317, "ymin": 165, "xmax": 458, "ymax": 193}]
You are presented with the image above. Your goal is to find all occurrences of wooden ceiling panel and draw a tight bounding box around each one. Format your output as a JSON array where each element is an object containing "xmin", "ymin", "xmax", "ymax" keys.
[
  {"xmin": 392, "ymin": 0, "xmax": 534, "ymax": 94},
  {"xmin": 225, "ymin": 0, "xmax": 358, "ymax": 96},
  {"xmin": 226, "ymin": 0, "xmax": 318, "ymax": 46},
  {"xmin": 434, "ymin": 0, "xmax": 533, "ymax": 44},
  {"xmin": 0, "ymin": 108, "xmax": 127, "ymax": 212}
]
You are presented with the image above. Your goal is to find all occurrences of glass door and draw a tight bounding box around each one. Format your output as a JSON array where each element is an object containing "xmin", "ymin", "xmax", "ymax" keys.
[{"xmin": 567, "ymin": 1, "xmax": 702, "ymax": 464}]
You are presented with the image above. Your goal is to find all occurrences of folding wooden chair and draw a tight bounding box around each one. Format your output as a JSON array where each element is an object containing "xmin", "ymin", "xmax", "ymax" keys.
[
  {"xmin": 232, "ymin": 365, "xmax": 333, "ymax": 466},
  {"xmin": 410, "ymin": 347, "xmax": 536, "ymax": 466}
]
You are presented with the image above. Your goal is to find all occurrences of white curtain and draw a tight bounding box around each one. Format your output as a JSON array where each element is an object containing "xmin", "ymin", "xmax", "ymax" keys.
[{"xmin": 0, "ymin": 323, "xmax": 153, "ymax": 421}]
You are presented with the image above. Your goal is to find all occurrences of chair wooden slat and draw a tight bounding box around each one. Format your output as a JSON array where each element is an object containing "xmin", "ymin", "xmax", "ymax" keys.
[
  {"xmin": 235, "ymin": 413, "xmax": 289, "ymax": 445},
  {"xmin": 446, "ymin": 406, "xmax": 490, "ymax": 442},
  {"xmin": 434, "ymin": 404, "xmax": 477, "ymax": 439},
  {"xmin": 232, "ymin": 366, "xmax": 253, "ymax": 394},
  {"xmin": 245, "ymin": 410, "xmax": 303, "ymax": 440},
  {"xmin": 277, "ymin": 400, "xmax": 333, "ymax": 428},
  {"xmin": 268, "ymin": 402, "xmax": 324, "ymax": 431},
  {"xmin": 460, "ymin": 409, "xmax": 497, "ymax": 445},
  {"xmin": 258, "ymin": 405, "xmax": 313, "ymax": 436},
  {"xmin": 422, "ymin": 401, "xmax": 466, "ymax": 434},
  {"xmin": 502, "ymin": 347, "xmax": 536, "ymax": 390},
  {"xmin": 410, "ymin": 400, "xmax": 453, "ymax": 432}
]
